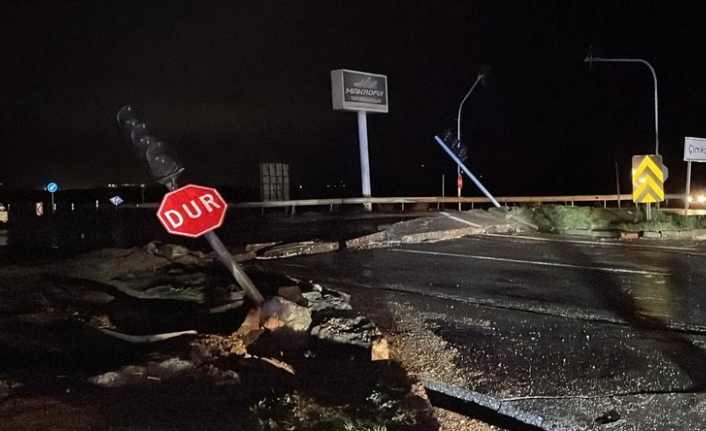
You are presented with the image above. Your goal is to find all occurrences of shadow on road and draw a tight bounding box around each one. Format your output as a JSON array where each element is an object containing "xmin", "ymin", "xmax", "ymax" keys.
[{"xmin": 556, "ymin": 240, "xmax": 706, "ymax": 391}]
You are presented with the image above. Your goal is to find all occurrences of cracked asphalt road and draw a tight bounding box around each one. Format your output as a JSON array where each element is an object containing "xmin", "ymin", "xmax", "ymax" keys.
[{"xmin": 259, "ymin": 233, "xmax": 706, "ymax": 430}]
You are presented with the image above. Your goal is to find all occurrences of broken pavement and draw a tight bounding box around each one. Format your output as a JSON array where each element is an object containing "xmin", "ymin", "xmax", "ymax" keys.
[
  {"xmin": 347, "ymin": 210, "xmax": 532, "ymax": 249},
  {"xmin": 0, "ymin": 243, "xmax": 438, "ymax": 430}
]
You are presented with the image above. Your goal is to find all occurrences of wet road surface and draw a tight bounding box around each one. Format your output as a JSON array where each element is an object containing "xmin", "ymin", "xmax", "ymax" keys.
[{"xmin": 260, "ymin": 233, "xmax": 706, "ymax": 430}]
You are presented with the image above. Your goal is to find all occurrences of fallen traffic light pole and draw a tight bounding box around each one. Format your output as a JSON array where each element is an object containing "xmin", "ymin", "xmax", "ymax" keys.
[{"xmin": 117, "ymin": 105, "xmax": 264, "ymax": 305}]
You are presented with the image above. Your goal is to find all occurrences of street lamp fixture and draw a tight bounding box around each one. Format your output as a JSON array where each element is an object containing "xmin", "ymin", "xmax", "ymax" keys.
[
  {"xmin": 584, "ymin": 56, "xmax": 659, "ymax": 155},
  {"xmin": 456, "ymin": 65, "xmax": 490, "ymax": 209}
]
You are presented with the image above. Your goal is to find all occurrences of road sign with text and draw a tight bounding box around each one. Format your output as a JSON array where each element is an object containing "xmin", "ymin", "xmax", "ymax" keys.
[
  {"xmin": 632, "ymin": 155, "xmax": 664, "ymax": 203},
  {"xmin": 157, "ymin": 184, "xmax": 227, "ymax": 238},
  {"xmin": 684, "ymin": 137, "xmax": 706, "ymax": 162}
]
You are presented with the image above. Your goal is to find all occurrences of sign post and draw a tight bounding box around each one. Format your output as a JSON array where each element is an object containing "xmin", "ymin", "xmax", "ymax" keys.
[
  {"xmin": 117, "ymin": 105, "xmax": 264, "ymax": 306},
  {"xmin": 332, "ymin": 69, "xmax": 388, "ymax": 211},
  {"xmin": 683, "ymin": 137, "xmax": 706, "ymax": 215},
  {"xmin": 46, "ymin": 182, "xmax": 58, "ymax": 214},
  {"xmin": 631, "ymin": 155, "xmax": 664, "ymax": 220},
  {"xmin": 457, "ymin": 174, "xmax": 463, "ymax": 211}
]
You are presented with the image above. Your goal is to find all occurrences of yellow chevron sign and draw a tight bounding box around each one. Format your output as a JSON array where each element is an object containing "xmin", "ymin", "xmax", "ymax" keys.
[{"xmin": 632, "ymin": 155, "xmax": 664, "ymax": 203}]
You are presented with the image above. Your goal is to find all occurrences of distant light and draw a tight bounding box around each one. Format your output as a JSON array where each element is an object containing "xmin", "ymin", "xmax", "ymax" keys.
[
  {"xmin": 299, "ymin": 185, "xmax": 303, "ymax": 189},
  {"xmin": 689, "ymin": 196, "xmax": 694, "ymax": 203},
  {"xmin": 327, "ymin": 185, "xmax": 330, "ymax": 188},
  {"xmin": 421, "ymin": 164, "xmax": 425, "ymax": 168},
  {"xmin": 697, "ymin": 195, "xmax": 705, "ymax": 203}
]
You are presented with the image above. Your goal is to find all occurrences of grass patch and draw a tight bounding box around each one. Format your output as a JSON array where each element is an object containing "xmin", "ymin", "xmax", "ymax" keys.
[
  {"xmin": 516, "ymin": 205, "xmax": 706, "ymax": 232},
  {"xmin": 615, "ymin": 211, "xmax": 700, "ymax": 232},
  {"xmin": 516, "ymin": 206, "xmax": 625, "ymax": 231},
  {"xmin": 245, "ymin": 390, "xmax": 414, "ymax": 431}
]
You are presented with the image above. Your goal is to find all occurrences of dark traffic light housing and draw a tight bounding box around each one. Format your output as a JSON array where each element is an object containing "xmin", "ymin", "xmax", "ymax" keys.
[{"xmin": 117, "ymin": 105, "xmax": 184, "ymax": 186}]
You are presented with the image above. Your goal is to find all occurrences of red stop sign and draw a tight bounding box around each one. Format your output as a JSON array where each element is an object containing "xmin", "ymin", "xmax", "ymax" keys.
[
  {"xmin": 156, "ymin": 184, "xmax": 227, "ymax": 238},
  {"xmin": 457, "ymin": 174, "xmax": 463, "ymax": 190}
]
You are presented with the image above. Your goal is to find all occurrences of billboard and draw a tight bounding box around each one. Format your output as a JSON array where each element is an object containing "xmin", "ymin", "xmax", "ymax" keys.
[
  {"xmin": 260, "ymin": 163, "xmax": 290, "ymax": 202},
  {"xmin": 331, "ymin": 69, "xmax": 388, "ymax": 113}
]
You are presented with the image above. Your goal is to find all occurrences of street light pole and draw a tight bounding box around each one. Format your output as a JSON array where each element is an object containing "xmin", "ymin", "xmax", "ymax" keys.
[
  {"xmin": 456, "ymin": 70, "xmax": 486, "ymax": 210},
  {"xmin": 584, "ymin": 56, "xmax": 659, "ymax": 155}
]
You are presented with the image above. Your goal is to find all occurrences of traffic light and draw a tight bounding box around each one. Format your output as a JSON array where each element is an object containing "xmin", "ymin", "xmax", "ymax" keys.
[
  {"xmin": 117, "ymin": 105, "xmax": 184, "ymax": 185},
  {"xmin": 440, "ymin": 129, "xmax": 468, "ymax": 162}
]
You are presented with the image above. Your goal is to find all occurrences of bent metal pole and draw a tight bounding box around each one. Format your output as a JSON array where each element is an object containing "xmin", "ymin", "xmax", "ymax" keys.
[
  {"xmin": 163, "ymin": 182, "xmax": 264, "ymax": 305},
  {"xmin": 118, "ymin": 105, "xmax": 264, "ymax": 305},
  {"xmin": 434, "ymin": 135, "xmax": 501, "ymax": 208}
]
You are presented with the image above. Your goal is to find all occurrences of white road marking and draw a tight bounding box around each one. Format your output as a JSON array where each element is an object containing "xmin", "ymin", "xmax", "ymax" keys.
[
  {"xmin": 480, "ymin": 233, "xmax": 699, "ymax": 252},
  {"xmin": 391, "ymin": 248, "xmax": 668, "ymax": 276}
]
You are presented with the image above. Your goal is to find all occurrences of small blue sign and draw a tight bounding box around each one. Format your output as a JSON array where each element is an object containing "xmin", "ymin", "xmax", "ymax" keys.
[
  {"xmin": 110, "ymin": 196, "xmax": 124, "ymax": 206},
  {"xmin": 47, "ymin": 182, "xmax": 58, "ymax": 193}
]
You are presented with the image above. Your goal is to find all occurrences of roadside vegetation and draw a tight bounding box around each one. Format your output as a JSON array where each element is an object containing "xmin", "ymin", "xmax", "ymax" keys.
[
  {"xmin": 245, "ymin": 391, "xmax": 412, "ymax": 431},
  {"xmin": 516, "ymin": 205, "xmax": 706, "ymax": 232}
]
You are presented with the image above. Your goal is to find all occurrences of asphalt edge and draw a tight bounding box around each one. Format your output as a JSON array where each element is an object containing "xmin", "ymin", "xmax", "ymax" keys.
[{"xmin": 421, "ymin": 379, "xmax": 567, "ymax": 431}]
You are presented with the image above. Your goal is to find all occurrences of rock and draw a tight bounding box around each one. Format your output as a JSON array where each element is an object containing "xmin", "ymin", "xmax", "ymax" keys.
[
  {"xmin": 144, "ymin": 241, "xmax": 159, "ymax": 255},
  {"xmin": 371, "ymin": 337, "xmax": 390, "ymax": 361},
  {"xmin": 277, "ymin": 286, "xmax": 306, "ymax": 305},
  {"xmin": 307, "ymin": 294, "xmax": 352, "ymax": 312},
  {"xmin": 304, "ymin": 286, "xmax": 352, "ymax": 312},
  {"xmin": 157, "ymin": 358, "xmax": 195, "ymax": 374},
  {"xmin": 310, "ymin": 316, "xmax": 379, "ymax": 348},
  {"xmin": 302, "ymin": 291, "xmax": 323, "ymax": 302},
  {"xmin": 88, "ymin": 314, "xmax": 112, "ymax": 329},
  {"xmin": 595, "ymin": 409, "xmax": 621, "ymax": 424},
  {"xmin": 324, "ymin": 287, "xmax": 351, "ymax": 304},
  {"xmin": 261, "ymin": 297, "xmax": 312, "ymax": 332},
  {"xmin": 89, "ymin": 371, "xmax": 130, "ymax": 387},
  {"xmin": 89, "ymin": 359, "xmax": 197, "ymax": 387},
  {"xmin": 148, "ymin": 242, "xmax": 209, "ymax": 265},
  {"xmin": 194, "ymin": 334, "xmax": 248, "ymax": 360},
  {"xmin": 262, "ymin": 315, "xmax": 285, "ymax": 331},
  {"xmin": 161, "ymin": 244, "xmax": 190, "ymax": 260},
  {"xmin": 235, "ymin": 308, "xmax": 265, "ymax": 346}
]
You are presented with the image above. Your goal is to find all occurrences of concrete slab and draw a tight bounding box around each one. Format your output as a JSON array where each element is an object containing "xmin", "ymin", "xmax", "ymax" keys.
[{"xmin": 346, "ymin": 212, "xmax": 529, "ymax": 249}]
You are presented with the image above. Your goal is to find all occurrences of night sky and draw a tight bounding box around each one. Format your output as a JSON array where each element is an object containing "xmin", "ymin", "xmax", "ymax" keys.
[{"xmin": 3, "ymin": 1, "xmax": 706, "ymax": 197}]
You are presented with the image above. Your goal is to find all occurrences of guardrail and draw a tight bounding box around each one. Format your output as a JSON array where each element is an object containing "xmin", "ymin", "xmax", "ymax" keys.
[{"xmin": 131, "ymin": 193, "xmax": 685, "ymax": 211}]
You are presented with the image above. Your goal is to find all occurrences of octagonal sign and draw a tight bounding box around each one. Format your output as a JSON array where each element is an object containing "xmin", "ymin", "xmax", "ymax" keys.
[{"xmin": 156, "ymin": 184, "xmax": 227, "ymax": 238}]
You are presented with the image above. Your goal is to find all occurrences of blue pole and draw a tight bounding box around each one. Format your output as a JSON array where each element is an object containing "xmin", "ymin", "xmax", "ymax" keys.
[{"xmin": 434, "ymin": 135, "xmax": 501, "ymax": 208}]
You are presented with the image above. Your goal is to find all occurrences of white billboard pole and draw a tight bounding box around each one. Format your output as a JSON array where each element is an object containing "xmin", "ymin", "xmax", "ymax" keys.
[
  {"xmin": 357, "ymin": 111, "xmax": 372, "ymax": 210},
  {"xmin": 332, "ymin": 69, "xmax": 388, "ymax": 211}
]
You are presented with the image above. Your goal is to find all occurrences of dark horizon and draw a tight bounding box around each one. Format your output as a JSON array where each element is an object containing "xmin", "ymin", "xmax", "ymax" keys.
[{"xmin": 3, "ymin": 1, "xmax": 706, "ymax": 197}]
